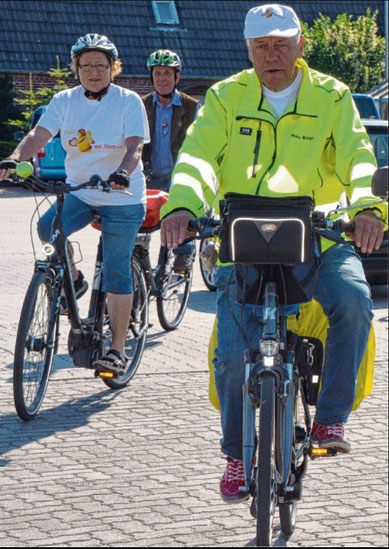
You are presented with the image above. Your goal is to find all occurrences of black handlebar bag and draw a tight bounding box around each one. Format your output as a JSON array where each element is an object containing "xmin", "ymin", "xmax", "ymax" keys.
[{"xmin": 218, "ymin": 193, "xmax": 320, "ymax": 305}]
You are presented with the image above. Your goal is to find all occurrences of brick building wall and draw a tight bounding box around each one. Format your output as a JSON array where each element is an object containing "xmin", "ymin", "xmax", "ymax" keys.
[{"xmin": 6, "ymin": 71, "xmax": 214, "ymax": 102}]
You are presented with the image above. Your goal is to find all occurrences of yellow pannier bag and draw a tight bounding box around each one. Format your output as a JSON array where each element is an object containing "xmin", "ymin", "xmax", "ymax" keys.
[{"xmin": 208, "ymin": 298, "xmax": 375, "ymax": 412}]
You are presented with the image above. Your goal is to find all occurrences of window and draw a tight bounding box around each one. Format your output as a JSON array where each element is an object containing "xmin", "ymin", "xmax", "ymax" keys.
[{"xmin": 152, "ymin": 1, "xmax": 180, "ymax": 25}]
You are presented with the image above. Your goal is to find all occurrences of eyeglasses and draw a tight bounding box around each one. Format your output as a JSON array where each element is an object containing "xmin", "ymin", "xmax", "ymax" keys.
[{"xmin": 79, "ymin": 63, "xmax": 110, "ymax": 72}]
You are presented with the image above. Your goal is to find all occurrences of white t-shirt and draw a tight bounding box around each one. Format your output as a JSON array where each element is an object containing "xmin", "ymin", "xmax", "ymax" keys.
[
  {"xmin": 262, "ymin": 70, "xmax": 303, "ymax": 120},
  {"xmin": 38, "ymin": 84, "xmax": 150, "ymax": 206}
]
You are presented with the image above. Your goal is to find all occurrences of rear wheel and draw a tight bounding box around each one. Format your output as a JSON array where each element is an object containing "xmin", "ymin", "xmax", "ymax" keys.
[
  {"xmin": 13, "ymin": 270, "xmax": 59, "ymax": 420},
  {"xmin": 102, "ymin": 257, "xmax": 149, "ymax": 389},
  {"xmin": 279, "ymin": 379, "xmax": 306, "ymax": 537},
  {"xmin": 256, "ymin": 374, "xmax": 277, "ymax": 547},
  {"xmin": 156, "ymin": 247, "xmax": 192, "ymax": 331},
  {"xmin": 279, "ymin": 502, "xmax": 297, "ymax": 538}
]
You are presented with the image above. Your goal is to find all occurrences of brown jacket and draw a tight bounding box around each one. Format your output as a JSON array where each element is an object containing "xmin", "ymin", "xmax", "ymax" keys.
[{"xmin": 141, "ymin": 90, "xmax": 200, "ymax": 170}]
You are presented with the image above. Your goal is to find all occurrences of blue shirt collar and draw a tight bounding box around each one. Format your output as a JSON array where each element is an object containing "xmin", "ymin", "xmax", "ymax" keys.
[{"xmin": 153, "ymin": 89, "xmax": 182, "ymax": 107}]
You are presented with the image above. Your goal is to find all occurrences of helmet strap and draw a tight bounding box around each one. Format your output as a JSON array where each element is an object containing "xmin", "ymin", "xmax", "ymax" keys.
[
  {"xmin": 83, "ymin": 83, "xmax": 110, "ymax": 101},
  {"xmin": 156, "ymin": 89, "xmax": 175, "ymax": 100}
]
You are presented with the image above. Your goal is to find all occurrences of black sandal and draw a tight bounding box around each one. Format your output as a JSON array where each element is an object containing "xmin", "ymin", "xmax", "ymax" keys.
[{"xmin": 93, "ymin": 349, "xmax": 128, "ymax": 377}]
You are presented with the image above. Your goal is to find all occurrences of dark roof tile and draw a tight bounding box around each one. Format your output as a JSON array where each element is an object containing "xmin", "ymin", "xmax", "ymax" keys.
[{"xmin": 0, "ymin": 1, "xmax": 385, "ymax": 78}]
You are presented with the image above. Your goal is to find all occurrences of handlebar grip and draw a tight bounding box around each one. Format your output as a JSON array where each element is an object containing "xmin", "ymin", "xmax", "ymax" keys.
[
  {"xmin": 333, "ymin": 219, "xmax": 355, "ymax": 233},
  {"xmin": 187, "ymin": 217, "xmax": 220, "ymax": 233},
  {"xmin": 187, "ymin": 219, "xmax": 202, "ymax": 232}
]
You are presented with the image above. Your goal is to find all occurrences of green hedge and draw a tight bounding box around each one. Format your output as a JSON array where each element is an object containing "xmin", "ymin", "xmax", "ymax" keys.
[{"xmin": 0, "ymin": 140, "xmax": 18, "ymax": 159}]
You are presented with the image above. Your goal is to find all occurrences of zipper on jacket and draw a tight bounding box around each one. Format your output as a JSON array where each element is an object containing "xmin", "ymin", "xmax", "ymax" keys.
[{"xmin": 251, "ymin": 126, "xmax": 262, "ymax": 179}]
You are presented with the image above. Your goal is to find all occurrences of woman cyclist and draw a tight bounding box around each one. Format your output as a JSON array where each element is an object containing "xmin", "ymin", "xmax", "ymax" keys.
[{"xmin": 0, "ymin": 33, "xmax": 150, "ymax": 376}]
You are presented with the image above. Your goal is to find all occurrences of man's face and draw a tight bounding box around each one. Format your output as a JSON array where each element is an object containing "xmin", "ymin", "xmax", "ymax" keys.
[
  {"xmin": 78, "ymin": 51, "xmax": 111, "ymax": 92},
  {"xmin": 248, "ymin": 35, "xmax": 305, "ymax": 91},
  {"xmin": 152, "ymin": 66, "xmax": 180, "ymax": 96}
]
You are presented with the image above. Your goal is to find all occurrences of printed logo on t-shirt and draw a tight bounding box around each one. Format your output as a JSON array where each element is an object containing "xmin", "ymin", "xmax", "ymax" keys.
[{"xmin": 68, "ymin": 129, "xmax": 95, "ymax": 152}]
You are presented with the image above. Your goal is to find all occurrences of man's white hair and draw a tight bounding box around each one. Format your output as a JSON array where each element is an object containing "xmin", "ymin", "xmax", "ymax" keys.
[{"xmin": 245, "ymin": 33, "xmax": 301, "ymax": 49}]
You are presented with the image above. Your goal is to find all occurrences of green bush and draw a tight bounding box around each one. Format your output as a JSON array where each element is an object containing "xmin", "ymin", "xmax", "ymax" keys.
[
  {"xmin": 0, "ymin": 73, "xmax": 21, "ymax": 140},
  {"xmin": 0, "ymin": 140, "xmax": 18, "ymax": 159},
  {"xmin": 301, "ymin": 9, "xmax": 385, "ymax": 93}
]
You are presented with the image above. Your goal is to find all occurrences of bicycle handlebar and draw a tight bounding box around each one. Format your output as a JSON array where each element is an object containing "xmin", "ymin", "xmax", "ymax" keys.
[
  {"xmin": 187, "ymin": 215, "xmax": 354, "ymax": 236},
  {"xmin": 25, "ymin": 173, "xmax": 113, "ymax": 195},
  {"xmin": 12, "ymin": 162, "xmax": 132, "ymax": 196}
]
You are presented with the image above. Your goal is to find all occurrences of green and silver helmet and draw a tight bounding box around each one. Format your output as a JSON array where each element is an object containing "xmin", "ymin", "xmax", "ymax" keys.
[
  {"xmin": 71, "ymin": 33, "xmax": 119, "ymax": 60},
  {"xmin": 146, "ymin": 49, "xmax": 182, "ymax": 71}
]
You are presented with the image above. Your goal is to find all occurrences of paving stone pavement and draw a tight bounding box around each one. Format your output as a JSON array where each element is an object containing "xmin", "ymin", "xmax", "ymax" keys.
[{"xmin": 0, "ymin": 185, "xmax": 387, "ymax": 547}]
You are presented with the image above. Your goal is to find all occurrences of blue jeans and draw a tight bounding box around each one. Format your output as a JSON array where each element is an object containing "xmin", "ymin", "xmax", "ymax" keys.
[
  {"xmin": 37, "ymin": 194, "xmax": 146, "ymax": 294},
  {"xmin": 214, "ymin": 244, "xmax": 373, "ymax": 460}
]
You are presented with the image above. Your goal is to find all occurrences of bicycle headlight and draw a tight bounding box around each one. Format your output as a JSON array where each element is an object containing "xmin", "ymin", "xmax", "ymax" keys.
[
  {"xmin": 260, "ymin": 339, "xmax": 279, "ymax": 357},
  {"xmin": 42, "ymin": 243, "xmax": 55, "ymax": 256}
]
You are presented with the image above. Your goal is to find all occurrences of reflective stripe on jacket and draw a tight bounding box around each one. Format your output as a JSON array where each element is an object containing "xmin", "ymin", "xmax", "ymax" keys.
[{"xmin": 161, "ymin": 59, "xmax": 387, "ymax": 249}]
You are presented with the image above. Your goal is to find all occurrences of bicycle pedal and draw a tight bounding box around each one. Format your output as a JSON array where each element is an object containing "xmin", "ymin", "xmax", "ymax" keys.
[
  {"xmin": 309, "ymin": 445, "xmax": 338, "ymax": 459},
  {"xmin": 94, "ymin": 368, "xmax": 117, "ymax": 380}
]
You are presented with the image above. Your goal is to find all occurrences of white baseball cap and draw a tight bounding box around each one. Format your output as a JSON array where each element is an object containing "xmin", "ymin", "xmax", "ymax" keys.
[{"xmin": 244, "ymin": 4, "xmax": 301, "ymax": 39}]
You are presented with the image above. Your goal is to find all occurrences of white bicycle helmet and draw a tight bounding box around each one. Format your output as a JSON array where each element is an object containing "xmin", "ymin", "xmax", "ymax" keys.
[{"xmin": 71, "ymin": 33, "xmax": 119, "ymax": 59}]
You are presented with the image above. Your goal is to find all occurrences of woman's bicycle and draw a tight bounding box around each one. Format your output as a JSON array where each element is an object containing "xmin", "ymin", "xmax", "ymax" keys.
[
  {"xmin": 12, "ymin": 165, "xmax": 192, "ymax": 420},
  {"xmin": 187, "ymin": 167, "xmax": 387, "ymax": 547}
]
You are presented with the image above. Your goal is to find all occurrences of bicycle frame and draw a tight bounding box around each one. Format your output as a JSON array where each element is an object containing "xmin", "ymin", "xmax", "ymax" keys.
[
  {"xmin": 38, "ymin": 192, "xmax": 109, "ymax": 370},
  {"xmin": 46, "ymin": 193, "xmax": 84, "ymax": 330},
  {"xmin": 132, "ymin": 232, "xmax": 176, "ymax": 299}
]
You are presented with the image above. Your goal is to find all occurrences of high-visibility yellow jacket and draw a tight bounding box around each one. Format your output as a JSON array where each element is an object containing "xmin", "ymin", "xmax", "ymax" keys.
[{"xmin": 161, "ymin": 58, "xmax": 387, "ymax": 251}]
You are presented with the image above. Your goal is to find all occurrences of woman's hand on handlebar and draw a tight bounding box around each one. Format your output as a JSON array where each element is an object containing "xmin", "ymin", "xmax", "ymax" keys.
[
  {"xmin": 351, "ymin": 211, "xmax": 384, "ymax": 254},
  {"xmin": 0, "ymin": 159, "xmax": 18, "ymax": 182},
  {"xmin": 107, "ymin": 169, "xmax": 130, "ymax": 191},
  {"xmin": 161, "ymin": 210, "xmax": 196, "ymax": 249}
]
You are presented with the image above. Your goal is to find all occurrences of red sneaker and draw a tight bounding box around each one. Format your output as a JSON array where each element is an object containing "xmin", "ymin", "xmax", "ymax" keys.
[
  {"xmin": 311, "ymin": 420, "xmax": 351, "ymax": 453},
  {"xmin": 220, "ymin": 457, "xmax": 249, "ymax": 502}
]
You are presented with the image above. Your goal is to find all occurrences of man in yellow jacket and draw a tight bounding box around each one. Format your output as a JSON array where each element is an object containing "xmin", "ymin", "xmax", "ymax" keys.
[{"xmin": 161, "ymin": 4, "xmax": 386, "ymax": 502}]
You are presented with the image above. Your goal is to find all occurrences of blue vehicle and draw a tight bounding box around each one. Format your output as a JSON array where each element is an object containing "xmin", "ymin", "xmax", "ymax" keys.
[
  {"xmin": 29, "ymin": 106, "xmax": 66, "ymax": 180},
  {"xmin": 352, "ymin": 93, "xmax": 381, "ymax": 119}
]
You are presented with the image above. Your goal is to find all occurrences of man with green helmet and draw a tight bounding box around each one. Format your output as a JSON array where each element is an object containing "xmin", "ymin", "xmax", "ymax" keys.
[{"xmin": 142, "ymin": 48, "xmax": 200, "ymax": 272}]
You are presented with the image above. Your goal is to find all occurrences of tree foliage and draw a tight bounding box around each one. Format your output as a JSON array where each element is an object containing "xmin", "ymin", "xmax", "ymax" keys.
[
  {"xmin": 0, "ymin": 73, "xmax": 21, "ymax": 140},
  {"xmin": 7, "ymin": 56, "xmax": 71, "ymax": 133},
  {"xmin": 301, "ymin": 9, "xmax": 385, "ymax": 93}
]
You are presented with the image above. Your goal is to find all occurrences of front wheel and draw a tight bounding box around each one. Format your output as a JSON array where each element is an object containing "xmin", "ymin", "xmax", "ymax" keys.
[
  {"xmin": 199, "ymin": 238, "xmax": 217, "ymax": 292},
  {"xmin": 102, "ymin": 257, "xmax": 149, "ymax": 389},
  {"xmin": 156, "ymin": 247, "xmax": 192, "ymax": 331},
  {"xmin": 13, "ymin": 270, "xmax": 59, "ymax": 420},
  {"xmin": 256, "ymin": 374, "xmax": 277, "ymax": 547}
]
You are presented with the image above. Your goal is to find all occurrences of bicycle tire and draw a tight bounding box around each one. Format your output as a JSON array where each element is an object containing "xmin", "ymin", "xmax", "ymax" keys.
[
  {"xmin": 199, "ymin": 238, "xmax": 217, "ymax": 292},
  {"xmin": 13, "ymin": 270, "xmax": 59, "ymax": 420},
  {"xmin": 256, "ymin": 374, "xmax": 277, "ymax": 547},
  {"xmin": 279, "ymin": 501, "xmax": 297, "ymax": 538},
  {"xmin": 156, "ymin": 247, "xmax": 192, "ymax": 331},
  {"xmin": 102, "ymin": 256, "xmax": 148, "ymax": 389},
  {"xmin": 279, "ymin": 380, "xmax": 305, "ymax": 537}
]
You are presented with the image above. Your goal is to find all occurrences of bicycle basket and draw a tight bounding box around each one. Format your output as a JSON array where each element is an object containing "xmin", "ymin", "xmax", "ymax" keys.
[{"xmin": 219, "ymin": 193, "xmax": 315, "ymax": 265}]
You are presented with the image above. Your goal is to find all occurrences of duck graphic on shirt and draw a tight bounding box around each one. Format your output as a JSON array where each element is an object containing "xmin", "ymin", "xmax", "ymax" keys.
[{"xmin": 68, "ymin": 129, "xmax": 95, "ymax": 152}]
